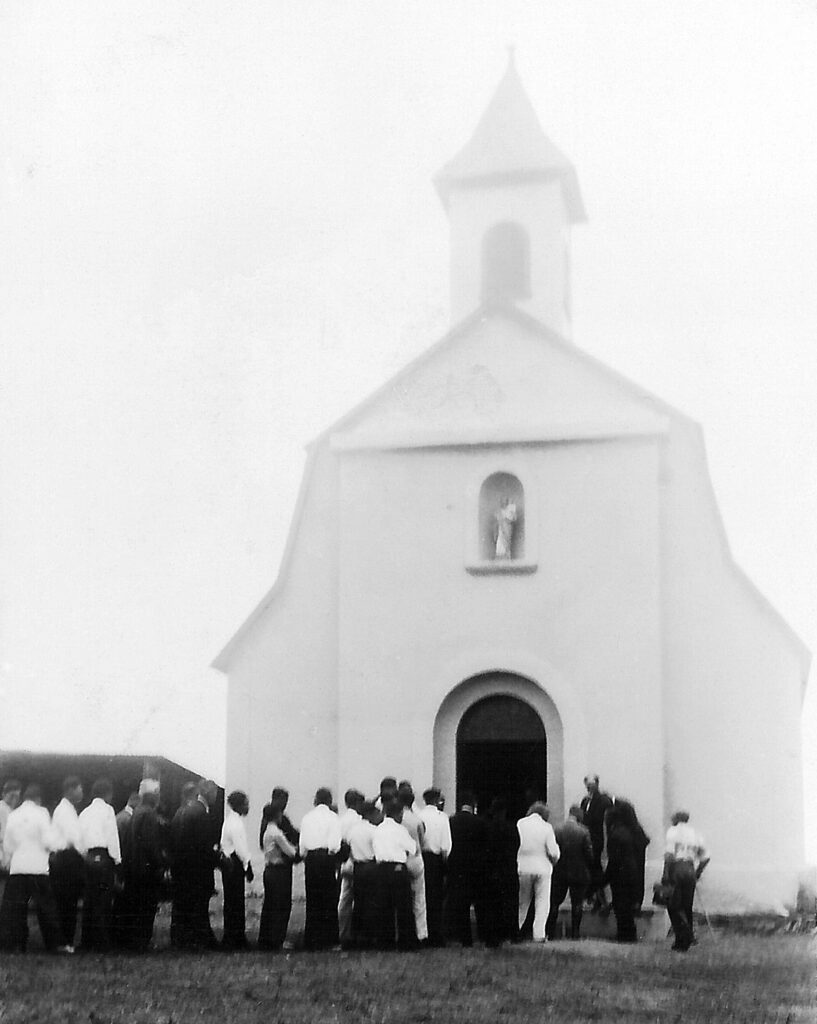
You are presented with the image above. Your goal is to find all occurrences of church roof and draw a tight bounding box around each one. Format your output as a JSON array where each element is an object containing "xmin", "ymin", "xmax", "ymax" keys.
[{"xmin": 434, "ymin": 56, "xmax": 586, "ymax": 222}]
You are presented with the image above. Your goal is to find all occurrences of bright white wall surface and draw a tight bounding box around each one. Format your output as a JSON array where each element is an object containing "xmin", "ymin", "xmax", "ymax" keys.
[{"xmin": 660, "ymin": 420, "xmax": 806, "ymax": 912}]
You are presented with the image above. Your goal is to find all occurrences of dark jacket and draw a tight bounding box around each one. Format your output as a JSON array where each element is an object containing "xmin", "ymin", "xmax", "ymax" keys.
[
  {"xmin": 553, "ymin": 817, "xmax": 594, "ymax": 885},
  {"xmin": 171, "ymin": 799, "xmax": 218, "ymax": 881},
  {"xmin": 448, "ymin": 811, "xmax": 488, "ymax": 882},
  {"xmin": 580, "ymin": 791, "xmax": 613, "ymax": 850},
  {"xmin": 131, "ymin": 804, "xmax": 166, "ymax": 881},
  {"xmin": 603, "ymin": 823, "xmax": 639, "ymax": 894}
]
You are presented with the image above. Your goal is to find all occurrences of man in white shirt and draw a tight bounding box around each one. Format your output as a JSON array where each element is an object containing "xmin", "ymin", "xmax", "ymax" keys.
[
  {"xmin": 219, "ymin": 789, "xmax": 253, "ymax": 949},
  {"xmin": 0, "ymin": 784, "xmax": 63, "ymax": 952},
  {"xmin": 397, "ymin": 782, "xmax": 428, "ymax": 946},
  {"xmin": 78, "ymin": 777, "xmax": 121, "ymax": 951},
  {"xmin": 418, "ymin": 786, "xmax": 451, "ymax": 947},
  {"xmin": 299, "ymin": 788, "xmax": 342, "ymax": 950},
  {"xmin": 0, "ymin": 778, "xmax": 22, "ymax": 906},
  {"xmin": 50, "ymin": 775, "xmax": 85, "ymax": 951},
  {"xmin": 663, "ymin": 810, "xmax": 709, "ymax": 952},
  {"xmin": 348, "ymin": 801, "xmax": 380, "ymax": 948},
  {"xmin": 336, "ymin": 788, "xmax": 364, "ymax": 948},
  {"xmin": 517, "ymin": 801, "xmax": 560, "ymax": 943},
  {"xmin": 373, "ymin": 799, "xmax": 416, "ymax": 950}
]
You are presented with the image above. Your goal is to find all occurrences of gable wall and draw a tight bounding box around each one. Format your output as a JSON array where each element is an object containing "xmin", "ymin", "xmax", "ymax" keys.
[
  {"xmin": 335, "ymin": 435, "xmax": 665, "ymax": 842},
  {"xmin": 660, "ymin": 419, "xmax": 805, "ymax": 911}
]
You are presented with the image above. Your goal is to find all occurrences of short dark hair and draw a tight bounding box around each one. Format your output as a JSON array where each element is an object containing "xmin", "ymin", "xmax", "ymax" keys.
[
  {"xmin": 270, "ymin": 787, "xmax": 289, "ymax": 804},
  {"xmin": 92, "ymin": 778, "xmax": 113, "ymax": 801},
  {"xmin": 2, "ymin": 779, "xmax": 21, "ymax": 798},
  {"xmin": 227, "ymin": 790, "xmax": 248, "ymax": 813},
  {"xmin": 383, "ymin": 799, "xmax": 402, "ymax": 821},
  {"xmin": 397, "ymin": 782, "xmax": 414, "ymax": 809},
  {"xmin": 344, "ymin": 789, "xmax": 364, "ymax": 811},
  {"xmin": 62, "ymin": 775, "xmax": 82, "ymax": 796},
  {"xmin": 569, "ymin": 803, "xmax": 584, "ymax": 820},
  {"xmin": 422, "ymin": 787, "xmax": 440, "ymax": 806},
  {"xmin": 360, "ymin": 800, "xmax": 377, "ymax": 820},
  {"xmin": 314, "ymin": 787, "xmax": 332, "ymax": 807},
  {"xmin": 22, "ymin": 783, "xmax": 42, "ymax": 803},
  {"xmin": 379, "ymin": 777, "xmax": 397, "ymax": 791}
]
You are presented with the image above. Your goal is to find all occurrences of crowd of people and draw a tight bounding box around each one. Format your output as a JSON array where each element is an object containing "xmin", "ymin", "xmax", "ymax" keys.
[{"xmin": 0, "ymin": 771, "xmax": 709, "ymax": 955}]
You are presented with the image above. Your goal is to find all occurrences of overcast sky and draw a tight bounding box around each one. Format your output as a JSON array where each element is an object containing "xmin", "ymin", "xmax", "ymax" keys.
[{"xmin": 2, "ymin": 1, "xmax": 816, "ymax": 853}]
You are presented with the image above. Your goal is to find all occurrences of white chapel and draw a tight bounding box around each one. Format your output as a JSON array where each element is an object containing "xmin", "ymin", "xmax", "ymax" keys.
[{"xmin": 214, "ymin": 60, "xmax": 810, "ymax": 912}]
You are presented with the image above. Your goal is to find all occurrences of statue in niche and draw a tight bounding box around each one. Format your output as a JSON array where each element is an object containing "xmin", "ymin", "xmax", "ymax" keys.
[{"xmin": 493, "ymin": 496, "xmax": 517, "ymax": 559}]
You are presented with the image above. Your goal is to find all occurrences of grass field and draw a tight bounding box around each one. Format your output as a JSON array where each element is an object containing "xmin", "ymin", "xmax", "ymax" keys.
[{"xmin": 0, "ymin": 917, "xmax": 814, "ymax": 1024}]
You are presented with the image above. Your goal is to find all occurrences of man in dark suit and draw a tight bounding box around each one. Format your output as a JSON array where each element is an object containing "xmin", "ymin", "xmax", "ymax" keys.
[
  {"xmin": 545, "ymin": 804, "xmax": 594, "ymax": 939},
  {"xmin": 444, "ymin": 791, "xmax": 488, "ymax": 946},
  {"xmin": 171, "ymin": 778, "xmax": 220, "ymax": 950},
  {"xmin": 128, "ymin": 781, "xmax": 166, "ymax": 951},
  {"xmin": 580, "ymin": 774, "xmax": 613, "ymax": 911}
]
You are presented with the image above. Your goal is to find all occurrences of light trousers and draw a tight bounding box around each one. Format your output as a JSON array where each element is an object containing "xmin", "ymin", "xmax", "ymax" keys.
[
  {"xmin": 337, "ymin": 859, "xmax": 354, "ymax": 944},
  {"xmin": 406, "ymin": 854, "xmax": 428, "ymax": 941},
  {"xmin": 518, "ymin": 870, "xmax": 552, "ymax": 941}
]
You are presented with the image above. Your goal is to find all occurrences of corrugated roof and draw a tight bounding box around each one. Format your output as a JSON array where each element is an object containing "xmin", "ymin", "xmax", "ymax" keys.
[{"xmin": 434, "ymin": 56, "xmax": 585, "ymax": 222}]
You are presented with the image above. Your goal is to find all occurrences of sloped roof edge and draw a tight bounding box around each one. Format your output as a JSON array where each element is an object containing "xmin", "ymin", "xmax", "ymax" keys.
[{"xmin": 212, "ymin": 446, "xmax": 319, "ymax": 673}]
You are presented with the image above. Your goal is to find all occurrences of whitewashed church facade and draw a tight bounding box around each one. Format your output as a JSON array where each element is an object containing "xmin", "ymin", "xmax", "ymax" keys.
[{"xmin": 215, "ymin": 61, "xmax": 809, "ymax": 912}]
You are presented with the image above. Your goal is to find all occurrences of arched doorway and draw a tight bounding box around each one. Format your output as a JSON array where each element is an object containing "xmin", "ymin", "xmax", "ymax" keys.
[{"xmin": 456, "ymin": 694, "xmax": 546, "ymax": 820}]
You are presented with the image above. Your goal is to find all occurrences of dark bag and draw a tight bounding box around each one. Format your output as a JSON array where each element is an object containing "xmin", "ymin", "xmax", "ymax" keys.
[{"xmin": 652, "ymin": 881, "xmax": 674, "ymax": 907}]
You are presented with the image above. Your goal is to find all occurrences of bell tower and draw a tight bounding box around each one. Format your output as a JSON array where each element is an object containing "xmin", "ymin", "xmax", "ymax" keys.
[{"xmin": 434, "ymin": 54, "xmax": 585, "ymax": 336}]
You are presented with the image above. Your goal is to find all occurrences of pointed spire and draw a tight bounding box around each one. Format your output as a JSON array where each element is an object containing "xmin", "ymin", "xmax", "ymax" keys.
[{"xmin": 434, "ymin": 58, "xmax": 585, "ymax": 222}]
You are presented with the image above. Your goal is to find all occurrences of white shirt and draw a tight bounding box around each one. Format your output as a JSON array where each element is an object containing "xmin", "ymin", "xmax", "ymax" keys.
[
  {"xmin": 78, "ymin": 798, "xmax": 121, "ymax": 864},
  {"xmin": 418, "ymin": 805, "xmax": 452, "ymax": 859},
  {"xmin": 665, "ymin": 822, "xmax": 708, "ymax": 867},
  {"xmin": 3, "ymin": 801, "xmax": 54, "ymax": 875},
  {"xmin": 52, "ymin": 797, "xmax": 83, "ymax": 852},
  {"xmin": 220, "ymin": 808, "xmax": 251, "ymax": 868},
  {"xmin": 0, "ymin": 799, "xmax": 15, "ymax": 871},
  {"xmin": 263, "ymin": 822, "xmax": 298, "ymax": 866},
  {"xmin": 299, "ymin": 804, "xmax": 342, "ymax": 857},
  {"xmin": 373, "ymin": 817, "xmax": 416, "ymax": 864},
  {"xmin": 517, "ymin": 814, "xmax": 560, "ymax": 875},
  {"xmin": 339, "ymin": 808, "xmax": 362, "ymax": 844},
  {"xmin": 348, "ymin": 820, "xmax": 377, "ymax": 863}
]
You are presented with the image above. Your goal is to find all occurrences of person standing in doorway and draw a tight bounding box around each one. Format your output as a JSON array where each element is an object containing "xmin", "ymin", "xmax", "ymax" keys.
[
  {"xmin": 445, "ymin": 791, "xmax": 488, "ymax": 946},
  {"xmin": 580, "ymin": 774, "xmax": 613, "ymax": 911}
]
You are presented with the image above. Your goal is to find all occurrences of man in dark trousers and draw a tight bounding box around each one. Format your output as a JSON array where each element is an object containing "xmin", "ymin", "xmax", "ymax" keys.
[
  {"xmin": 545, "ymin": 804, "xmax": 594, "ymax": 939},
  {"xmin": 444, "ymin": 791, "xmax": 488, "ymax": 946},
  {"xmin": 169, "ymin": 781, "xmax": 197, "ymax": 948},
  {"xmin": 580, "ymin": 774, "xmax": 613, "ymax": 911},
  {"xmin": 171, "ymin": 778, "xmax": 220, "ymax": 950},
  {"xmin": 483, "ymin": 798, "xmax": 520, "ymax": 947},
  {"xmin": 128, "ymin": 780, "xmax": 166, "ymax": 951}
]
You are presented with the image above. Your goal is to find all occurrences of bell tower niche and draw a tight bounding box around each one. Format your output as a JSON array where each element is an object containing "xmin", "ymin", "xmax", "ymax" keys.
[{"xmin": 434, "ymin": 54, "xmax": 585, "ymax": 337}]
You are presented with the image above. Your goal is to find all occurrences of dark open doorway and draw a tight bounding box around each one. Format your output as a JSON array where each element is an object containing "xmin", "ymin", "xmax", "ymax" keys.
[{"xmin": 456, "ymin": 694, "xmax": 546, "ymax": 820}]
